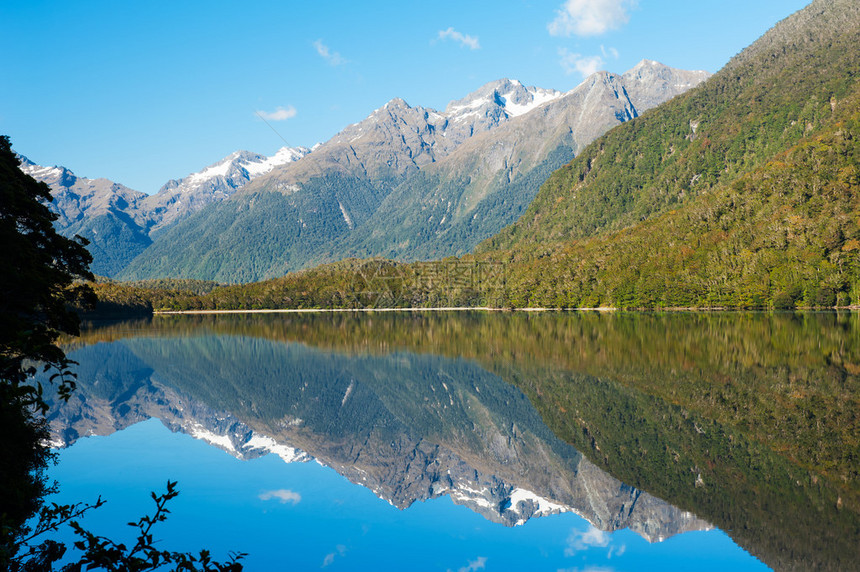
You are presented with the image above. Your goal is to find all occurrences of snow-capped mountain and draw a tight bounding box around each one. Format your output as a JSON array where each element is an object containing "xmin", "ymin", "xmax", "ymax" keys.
[
  {"xmin": 20, "ymin": 61, "xmax": 708, "ymax": 280},
  {"xmin": 18, "ymin": 145, "xmax": 312, "ymax": 274},
  {"xmin": 17, "ymin": 154, "xmax": 153, "ymax": 276},
  {"xmin": 122, "ymin": 61, "xmax": 709, "ymax": 283},
  {"xmin": 444, "ymin": 79, "xmax": 564, "ymax": 141},
  {"xmin": 142, "ymin": 146, "xmax": 311, "ymax": 235},
  {"xmin": 323, "ymin": 62, "xmax": 710, "ymax": 264},
  {"xmin": 17, "ymin": 155, "xmax": 149, "ymax": 229},
  {"xmin": 448, "ymin": 79, "xmax": 563, "ymax": 119},
  {"xmin": 317, "ymin": 80, "xmax": 566, "ymax": 177}
]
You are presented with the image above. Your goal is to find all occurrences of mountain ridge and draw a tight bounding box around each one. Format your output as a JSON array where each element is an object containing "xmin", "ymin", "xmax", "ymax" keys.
[
  {"xmin": 142, "ymin": 146, "xmax": 311, "ymax": 236},
  {"xmin": 17, "ymin": 154, "xmax": 153, "ymax": 276},
  {"xmin": 18, "ymin": 144, "xmax": 310, "ymax": 274},
  {"xmin": 119, "ymin": 61, "xmax": 707, "ymax": 282}
]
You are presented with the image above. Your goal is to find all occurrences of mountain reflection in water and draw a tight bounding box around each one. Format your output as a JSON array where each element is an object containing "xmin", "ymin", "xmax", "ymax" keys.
[{"xmin": 52, "ymin": 311, "xmax": 859, "ymax": 571}]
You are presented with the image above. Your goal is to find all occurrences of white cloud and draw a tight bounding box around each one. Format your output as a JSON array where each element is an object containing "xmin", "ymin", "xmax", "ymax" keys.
[
  {"xmin": 258, "ymin": 489, "xmax": 302, "ymax": 504},
  {"xmin": 600, "ymin": 44, "xmax": 620, "ymax": 59},
  {"xmin": 437, "ymin": 27, "xmax": 481, "ymax": 50},
  {"xmin": 322, "ymin": 545, "xmax": 347, "ymax": 568},
  {"xmin": 558, "ymin": 49, "xmax": 604, "ymax": 77},
  {"xmin": 446, "ymin": 556, "xmax": 487, "ymax": 572},
  {"xmin": 549, "ymin": 0, "xmax": 636, "ymax": 37},
  {"xmin": 314, "ymin": 39, "xmax": 347, "ymax": 66},
  {"xmin": 255, "ymin": 106, "xmax": 297, "ymax": 122},
  {"xmin": 446, "ymin": 557, "xmax": 488, "ymax": 572},
  {"xmin": 564, "ymin": 525, "xmax": 611, "ymax": 556}
]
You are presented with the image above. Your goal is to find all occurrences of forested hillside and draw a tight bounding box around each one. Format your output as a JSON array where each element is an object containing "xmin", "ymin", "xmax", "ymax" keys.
[
  {"xmin": 486, "ymin": 0, "xmax": 859, "ymax": 250},
  {"xmin": 477, "ymin": 0, "xmax": 860, "ymax": 308}
]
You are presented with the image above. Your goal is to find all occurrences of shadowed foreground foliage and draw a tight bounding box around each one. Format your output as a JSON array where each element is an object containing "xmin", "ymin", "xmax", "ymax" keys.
[{"xmin": 1, "ymin": 135, "xmax": 243, "ymax": 570}]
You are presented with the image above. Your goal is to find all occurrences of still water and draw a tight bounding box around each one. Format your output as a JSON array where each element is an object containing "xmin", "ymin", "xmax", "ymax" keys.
[{"xmin": 44, "ymin": 312, "xmax": 859, "ymax": 571}]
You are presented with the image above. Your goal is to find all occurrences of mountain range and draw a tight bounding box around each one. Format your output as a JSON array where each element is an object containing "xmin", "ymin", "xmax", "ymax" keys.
[
  {"xmin": 18, "ymin": 145, "xmax": 310, "ymax": 276},
  {"xmin": 20, "ymin": 61, "xmax": 708, "ymax": 281}
]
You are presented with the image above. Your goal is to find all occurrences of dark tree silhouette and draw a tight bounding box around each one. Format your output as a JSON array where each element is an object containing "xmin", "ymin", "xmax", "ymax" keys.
[
  {"xmin": 0, "ymin": 134, "xmax": 94, "ymax": 565},
  {"xmin": 0, "ymin": 134, "xmax": 95, "ymax": 399}
]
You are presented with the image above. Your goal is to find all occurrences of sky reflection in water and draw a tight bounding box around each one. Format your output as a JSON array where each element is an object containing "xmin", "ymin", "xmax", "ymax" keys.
[{"xmin": 49, "ymin": 419, "xmax": 764, "ymax": 571}]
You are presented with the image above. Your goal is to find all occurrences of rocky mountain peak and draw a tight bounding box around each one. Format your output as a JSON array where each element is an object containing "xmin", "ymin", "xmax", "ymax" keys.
[
  {"xmin": 18, "ymin": 154, "xmax": 78, "ymax": 189},
  {"xmin": 622, "ymin": 59, "xmax": 708, "ymax": 87},
  {"xmin": 140, "ymin": 145, "xmax": 311, "ymax": 234},
  {"xmin": 445, "ymin": 78, "xmax": 564, "ymax": 121},
  {"xmin": 382, "ymin": 97, "xmax": 410, "ymax": 110},
  {"xmin": 620, "ymin": 60, "xmax": 710, "ymax": 111},
  {"xmin": 16, "ymin": 153, "xmax": 146, "ymax": 216}
]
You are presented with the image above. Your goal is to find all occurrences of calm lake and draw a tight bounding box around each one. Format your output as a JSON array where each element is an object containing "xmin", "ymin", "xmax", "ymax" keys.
[{"xmin": 43, "ymin": 312, "xmax": 859, "ymax": 571}]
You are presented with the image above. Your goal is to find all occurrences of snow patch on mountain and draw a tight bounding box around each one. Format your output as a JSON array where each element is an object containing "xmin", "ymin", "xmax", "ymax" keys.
[
  {"xmin": 243, "ymin": 147, "xmax": 309, "ymax": 177},
  {"xmin": 141, "ymin": 145, "xmax": 312, "ymax": 234},
  {"xmin": 182, "ymin": 421, "xmax": 310, "ymax": 465},
  {"xmin": 186, "ymin": 157, "xmax": 233, "ymax": 185},
  {"xmin": 507, "ymin": 487, "xmax": 572, "ymax": 525},
  {"xmin": 188, "ymin": 422, "xmax": 237, "ymax": 451},
  {"xmin": 500, "ymin": 88, "xmax": 562, "ymax": 117},
  {"xmin": 245, "ymin": 433, "xmax": 309, "ymax": 464},
  {"xmin": 163, "ymin": 146, "xmax": 311, "ymax": 193},
  {"xmin": 446, "ymin": 79, "xmax": 564, "ymax": 122},
  {"xmin": 19, "ymin": 160, "xmax": 64, "ymax": 180}
]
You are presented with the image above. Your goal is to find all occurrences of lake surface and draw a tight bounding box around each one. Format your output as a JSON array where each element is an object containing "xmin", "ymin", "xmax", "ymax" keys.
[{"xmin": 43, "ymin": 312, "xmax": 859, "ymax": 571}]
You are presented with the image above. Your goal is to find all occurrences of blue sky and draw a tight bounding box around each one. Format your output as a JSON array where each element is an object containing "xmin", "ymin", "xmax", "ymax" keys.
[{"xmin": 1, "ymin": 0, "xmax": 809, "ymax": 193}]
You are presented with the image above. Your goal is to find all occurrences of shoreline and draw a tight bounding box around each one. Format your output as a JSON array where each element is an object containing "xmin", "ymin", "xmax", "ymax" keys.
[
  {"xmin": 153, "ymin": 306, "xmax": 616, "ymax": 315},
  {"xmin": 151, "ymin": 306, "xmax": 859, "ymax": 315}
]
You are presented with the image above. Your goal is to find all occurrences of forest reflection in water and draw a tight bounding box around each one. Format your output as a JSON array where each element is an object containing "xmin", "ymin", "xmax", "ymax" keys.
[{"xmin": 55, "ymin": 310, "xmax": 859, "ymax": 571}]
